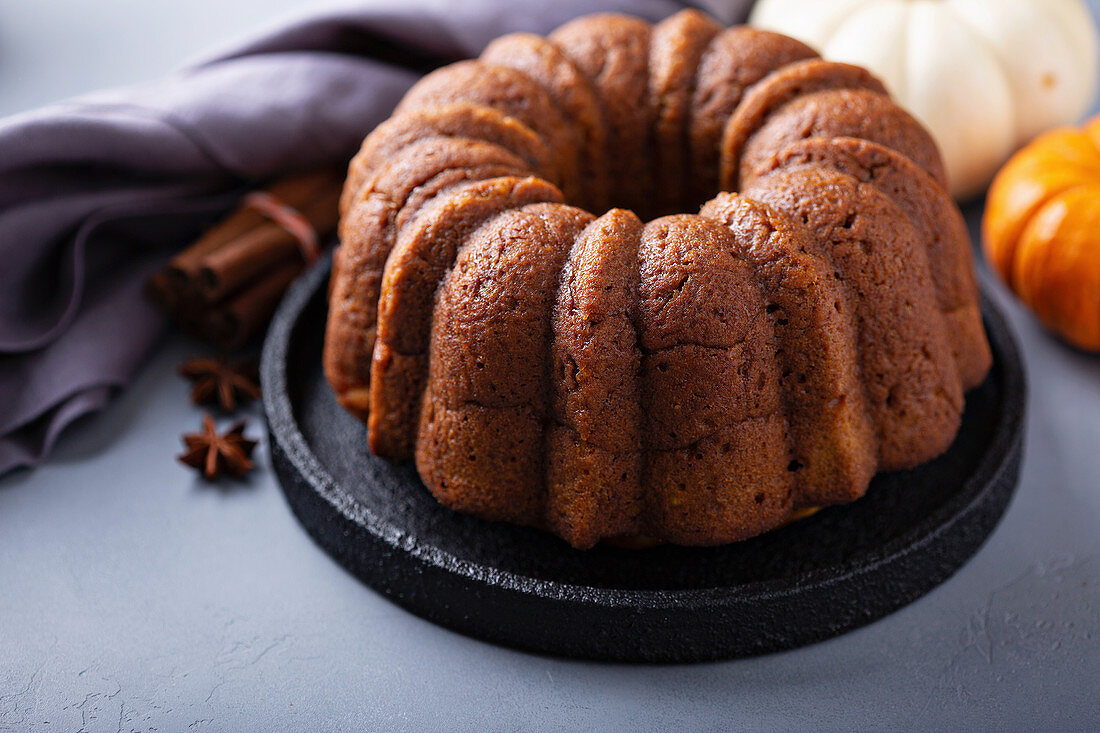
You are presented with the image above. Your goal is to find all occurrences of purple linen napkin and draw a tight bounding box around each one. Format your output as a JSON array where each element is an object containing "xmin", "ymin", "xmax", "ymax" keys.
[{"xmin": 0, "ymin": 0, "xmax": 754, "ymax": 476}]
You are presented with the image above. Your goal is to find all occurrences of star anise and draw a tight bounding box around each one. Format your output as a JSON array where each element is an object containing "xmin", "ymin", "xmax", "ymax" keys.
[
  {"xmin": 178, "ymin": 356, "xmax": 260, "ymax": 411},
  {"xmin": 178, "ymin": 414, "xmax": 257, "ymax": 480}
]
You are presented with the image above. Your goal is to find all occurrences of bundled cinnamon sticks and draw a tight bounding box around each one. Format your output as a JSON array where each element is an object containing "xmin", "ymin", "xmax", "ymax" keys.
[{"xmin": 147, "ymin": 169, "xmax": 344, "ymax": 349}]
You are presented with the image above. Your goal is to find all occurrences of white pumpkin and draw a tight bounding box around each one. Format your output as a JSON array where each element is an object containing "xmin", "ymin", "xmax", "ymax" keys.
[{"xmin": 749, "ymin": 0, "xmax": 1100, "ymax": 198}]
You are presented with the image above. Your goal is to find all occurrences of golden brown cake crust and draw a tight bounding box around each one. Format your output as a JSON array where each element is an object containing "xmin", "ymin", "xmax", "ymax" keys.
[
  {"xmin": 744, "ymin": 166, "xmax": 964, "ymax": 470},
  {"xmin": 340, "ymin": 103, "xmax": 556, "ymax": 216},
  {"xmin": 547, "ymin": 209, "xmax": 645, "ymax": 547},
  {"xmin": 369, "ymin": 176, "xmax": 565, "ymax": 459},
  {"xmin": 758, "ymin": 136, "xmax": 991, "ymax": 389},
  {"xmin": 323, "ymin": 11, "xmax": 994, "ymax": 549},
  {"xmin": 690, "ymin": 27, "xmax": 817, "ymax": 206},
  {"xmin": 647, "ymin": 9, "xmax": 722, "ymax": 215},
  {"xmin": 416, "ymin": 203, "xmax": 594, "ymax": 526},
  {"xmin": 481, "ymin": 33, "xmax": 608, "ymax": 211},
  {"xmin": 550, "ymin": 14, "xmax": 654, "ymax": 216},
  {"xmin": 719, "ymin": 59, "xmax": 890, "ymax": 191},
  {"xmin": 637, "ymin": 215, "xmax": 791, "ymax": 543},
  {"xmin": 551, "ymin": 209, "xmax": 644, "ymax": 452},
  {"xmin": 324, "ymin": 138, "xmax": 534, "ymax": 418},
  {"xmin": 395, "ymin": 61, "xmax": 581, "ymax": 201},
  {"xmin": 699, "ymin": 193, "xmax": 877, "ymax": 506},
  {"xmin": 738, "ymin": 88, "xmax": 948, "ymax": 194}
]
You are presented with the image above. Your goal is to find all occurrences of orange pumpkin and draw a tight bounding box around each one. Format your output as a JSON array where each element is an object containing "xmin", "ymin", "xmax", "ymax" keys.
[{"xmin": 984, "ymin": 115, "xmax": 1100, "ymax": 351}]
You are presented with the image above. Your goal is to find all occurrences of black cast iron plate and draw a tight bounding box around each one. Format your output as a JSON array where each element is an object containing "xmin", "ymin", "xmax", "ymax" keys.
[{"xmin": 262, "ymin": 255, "xmax": 1025, "ymax": 662}]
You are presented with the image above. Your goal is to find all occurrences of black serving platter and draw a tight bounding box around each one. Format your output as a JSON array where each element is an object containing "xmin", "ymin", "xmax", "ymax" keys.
[{"xmin": 262, "ymin": 254, "xmax": 1025, "ymax": 663}]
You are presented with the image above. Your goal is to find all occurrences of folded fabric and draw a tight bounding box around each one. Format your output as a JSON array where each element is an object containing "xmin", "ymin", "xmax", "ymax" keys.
[{"xmin": 0, "ymin": 0, "xmax": 754, "ymax": 476}]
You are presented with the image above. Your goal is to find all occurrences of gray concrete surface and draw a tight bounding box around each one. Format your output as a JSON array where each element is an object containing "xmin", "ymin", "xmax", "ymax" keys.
[{"xmin": 1, "ymin": 1, "xmax": 1098, "ymax": 730}]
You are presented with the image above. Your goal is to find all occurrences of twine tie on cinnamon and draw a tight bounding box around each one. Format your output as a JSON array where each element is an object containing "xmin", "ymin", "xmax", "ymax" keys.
[{"xmin": 243, "ymin": 191, "xmax": 321, "ymax": 264}]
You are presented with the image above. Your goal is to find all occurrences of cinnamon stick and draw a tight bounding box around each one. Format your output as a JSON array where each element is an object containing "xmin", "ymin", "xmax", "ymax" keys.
[
  {"xmin": 195, "ymin": 180, "xmax": 341, "ymax": 303},
  {"xmin": 164, "ymin": 169, "xmax": 341, "ymax": 287},
  {"xmin": 163, "ymin": 205, "xmax": 267, "ymax": 292},
  {"xmin": 197, "ymin": 226, "xmax": 298, "ymax": 303},
  {"xmin": 145, "ymin": 269, "xmax": 181, "ymax": 313},
  {"xmin": 147, "ymin": 167, "xmax": 344, "ymax": 350},
  {"xmin": 199, "ymin": 261, "xmax": 303, "ymax": 350}
]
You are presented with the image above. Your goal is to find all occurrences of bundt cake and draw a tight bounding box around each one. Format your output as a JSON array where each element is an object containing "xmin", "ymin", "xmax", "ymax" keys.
[{"xmin": 323, "ymin": 10, "xmax": 993, "ymax": 550}]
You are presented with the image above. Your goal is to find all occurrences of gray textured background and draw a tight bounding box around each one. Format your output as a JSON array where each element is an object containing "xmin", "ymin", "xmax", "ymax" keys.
[{"xmin": 1, "ymin": 1, "xmax": 1098, "ymax": 730}]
